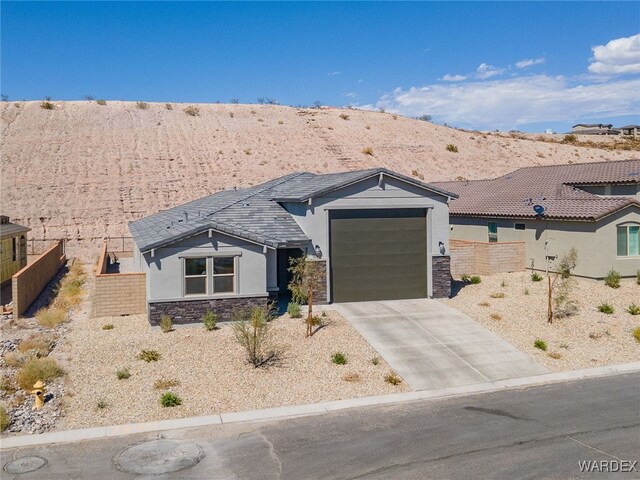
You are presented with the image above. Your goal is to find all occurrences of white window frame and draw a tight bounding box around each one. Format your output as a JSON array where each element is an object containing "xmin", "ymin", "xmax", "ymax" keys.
[
  {"xmin": 183, "ymin": 257, "xmax": 208, "ymax": 297},
  {"xmin": 617, "ymin": 223, "xmax": 640, "ymax": 257}
]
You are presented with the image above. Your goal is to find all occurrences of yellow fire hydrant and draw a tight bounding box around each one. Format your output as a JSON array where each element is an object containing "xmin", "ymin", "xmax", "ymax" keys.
[{"xmin": 31, "ymin": 380, "xmax": 46, "ymax": 410}]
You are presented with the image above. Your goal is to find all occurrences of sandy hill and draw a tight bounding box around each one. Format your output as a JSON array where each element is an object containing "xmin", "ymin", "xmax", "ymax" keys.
[{"xmin": 2, "ymin": 101, "xmax": 637, "ymax": 258}]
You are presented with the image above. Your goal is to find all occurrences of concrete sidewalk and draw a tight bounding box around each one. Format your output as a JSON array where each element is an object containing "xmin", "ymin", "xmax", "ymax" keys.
[
  {"xmin": 2, "ymin": 361, "xmax": 639, "ymax": 450},
  {"xmin": 334, "ymin": 299, "xmax": 548, "ymax": 390}
]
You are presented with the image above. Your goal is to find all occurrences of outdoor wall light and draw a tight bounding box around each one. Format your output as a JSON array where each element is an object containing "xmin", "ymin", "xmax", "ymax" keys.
[
  {"xmin": 438, "ymin": 241, "xmax": 446, "ymax": 255},
  {"xmin": 314, "ymin": 245, "xmax": 323, "ymax": 258}
]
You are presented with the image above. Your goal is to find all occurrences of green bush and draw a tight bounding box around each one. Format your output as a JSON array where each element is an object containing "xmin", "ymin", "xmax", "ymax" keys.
[
  {"xmin": 371, "ymin": 356, "xmax": 380, "ymax": 366},
  {"xmin": 597, "ymin": 303, "xmax": 614, "ymax": 314},
  {"xmin": 287, "ymin": 302, "xmax": 302, "ymax": 318},
  {"xmin": 159, "ymin": 315, "xmax": 173, "ymax": 333},
  {"xmin": 96, "ymin": 99, "xmax": 106, "ymax": 105},
  {"xmin": 460, "ymin": 273, "xmax": 470, "ymax": 282},
  {"xmin": 202, "ymin": 310, "xmax": 217, "ymax": 331},
  {"xmin": 385, "ymin": 372, "xmax": 402, "ymax": 385},
  {"xmin": 40, "ymin": 99, "xmax": 55, "ymax": 110},
  {"xmin": 446, "ymin": 144, "xmax": 459, "ymax": 153},
  {"xmin": 0, "ymin": 405, "xmax": 10, "ymax": 431},
  {"xmin": 531, "ymin": 272, "xmax": 543, "ymax": 282},
  {"xmin": 16, "ymin": 358, "xmax": 65, "ymax": 390},
  {"xmin": 160, "ymin": 392, "xmax": 182, "ymax": 407},
  {"xmin": 604, "ymin": 269, "xmax": 621, "ymax": 288},
  {"xmin": 628, "ymin": 304, "xmax": 640, "ymax": 315},
  {"xmin": 96, "ymin": 400, "xmax": 107, "ymax": 409},
  {"xmin": 533, "ymin": 339, "xmax": 548, "ymax": 351},
  {"xmin": 102, "ymin": 324, "xmax": 114, "ymax": 330},
  {"xmin": 331, "ymin": 352, "xmax": 347, "ymax": 365},
  {"xmin": 116, "ymin": 368, "xmax": 131, "ymax": 380},
  {"xmin": 138, "ymin": 350, "xmax": 161, "ymax": 362},
  {"xmin": 469, "ymin": 276, "xmax": 482, "ymax": 284},
  {"xmin": 636, "ymin": 270, "xmax": 640, "ymax": 285},
  {"xmin": 633, "ymin": 327, "xmax": 640, "ymax": 343}
]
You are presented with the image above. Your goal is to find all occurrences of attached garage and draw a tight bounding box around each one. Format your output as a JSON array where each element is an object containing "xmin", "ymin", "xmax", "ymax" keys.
[{"xmin": 329, "ymin": 209, "xmax": 428, "ymax": 302}]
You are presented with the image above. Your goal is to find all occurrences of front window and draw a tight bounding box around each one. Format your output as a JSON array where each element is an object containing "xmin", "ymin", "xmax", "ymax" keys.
[
  {"xmin": 213, "ymin": 257, "xmax": 235, "ymax": 293},
  {"xmin": 184, "ymin": 257, "xmax": 207, "ymax": 295},
  {"xmin": 488, "ymin": 222, "xmax": 498, "ymax": 243},
  {"xmin": 617, "ymin": 225, "xmax": 639, "ymax": 257}
]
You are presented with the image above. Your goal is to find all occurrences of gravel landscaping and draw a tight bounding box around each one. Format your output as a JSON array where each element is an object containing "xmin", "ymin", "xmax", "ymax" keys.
[
  {"xmin": 441, "ymin": 272, "xmax": 640, "ymax": 372},
  {"xmin": 55, "ymin": 308, "xmax": 409, "ymax": 430}
]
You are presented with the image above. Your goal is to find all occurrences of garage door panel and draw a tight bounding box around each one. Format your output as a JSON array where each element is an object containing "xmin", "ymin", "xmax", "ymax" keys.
[{"xmin": 330, "ymin": 209, "xmax": 427, "ymax": 303}]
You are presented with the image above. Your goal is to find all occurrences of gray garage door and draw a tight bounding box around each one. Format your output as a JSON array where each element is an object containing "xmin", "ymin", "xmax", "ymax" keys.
[{"xmin": 329, "ymin": 209, "xmax": 427, "ymax": 303}]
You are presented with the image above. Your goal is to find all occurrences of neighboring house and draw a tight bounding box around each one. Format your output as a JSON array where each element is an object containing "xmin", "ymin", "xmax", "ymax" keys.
[
  {"xmin": 432, "ymin": 160, "xmax": 640, "ymax": 279},
  {"xmin": 570, "ymin": 124, "xmax": 620, "ymax": 135},
  {"xmin": 129, "ymin": 168, "xmax": 457, "ymax": 324},
  {"xmin": 0, "ymin": 216, "xmax": 30, "ymax": 285}
]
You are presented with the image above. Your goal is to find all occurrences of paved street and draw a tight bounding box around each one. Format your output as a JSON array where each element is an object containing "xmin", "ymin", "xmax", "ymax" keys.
[
  {"xmin": 2, "ymin": 372, "xmax": 638, "ymax": 479},
  {"xmin": 335, "ymin": 299, "xmax": 548, "ymax": 390}
]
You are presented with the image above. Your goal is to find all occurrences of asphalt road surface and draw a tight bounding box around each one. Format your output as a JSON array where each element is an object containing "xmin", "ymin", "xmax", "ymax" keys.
[{"xmin": 2, "ymin": 372, "xmax": 639, "ymax": 479}]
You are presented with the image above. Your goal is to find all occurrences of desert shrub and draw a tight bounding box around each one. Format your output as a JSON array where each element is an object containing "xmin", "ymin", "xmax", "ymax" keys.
[
  {"xmin": 361, "ymin": 146, "xmax": 374, "ymax": 156},
  {"xmin": 371, "ymin": 356, "xmax": 380, "ymax": 366},
  {"xmin": 154, "ymin": 379, "xmax": 180, "ymax": 390},
  {"xmin": 597, "ymin": 303, "xmax": 614, "ymax": 314},
  {"xmin": 490, "ymin": 292, "xmax": 505, "ymax": 299},
  {"xmin": 469, "ymin": 276, "xmax": 481, "ymax": 284},
  {"xmin": 96, "ymin": 400, "xmax": 107, "ymax": 409},
  {"xmin": 460, "ymin": 273, "xmax": 470, "ymax": 282},
  {"xmin": 531, "ymin": 272, "xmax": 543, "ymax": 282},
  {"xmin": 331, "ymin": 352, "xmax": 347, "ymax": 365},
  {"xmin": 490, "ymin": 313, "xmax": 502, "ymax": 320},
  {"xmin": 478, "ymin": 301, "xmax": 490, "ymax": 307},
  {"xmin": 17, "ymin": 334, "xmax": 54, "ymax": 358},
  {"xmin": 637, "ymin": 270, "xmax": 640, "ymax": 285},
  {"xmin": 232, "ymin": 306, "xmax": 276, "ymax": 367},
  {"xmin": 16, "ymin": 358, "xmax": 64, "ymax": 390},
  {"xmin": 524, "ymin": 288, "xmax": 530, "ymax": 295},
  {"xmin": 116, "ymin": 368, "xmax": 131, "ymax": 380},
  {"xmin": 4, "ymin": 352, "xmax": 33, "ymax": 368},
  {"xmin": 96, "ymin": 99, "xmax": 106, "ymax": 105},
  {"xmin": 550, "ymin": 248, "xmax": 579, "ymax": 321},
  {"xmin": 159, "ymin": 315, "xmax": 173, "ymax": 333},
  {"xmin": 533, "ymin": 339, "xmax": 547, "ymax": 351},
  {"xmin": 184, "ymin": 105, "xmax": 200, "ymax": 116},
  {"xmin": 342, "ymin": 373, "xmax": 361, "ymax": 382},
  {"xmin": 604, "ymin": 269, "xmax": 621, "ymax": 288},
  {"xmin": 287, "ymin": 302, "xmax": 302, "ymax": 318},
  {"xmin": 500, "ymin": 279, "xmax": 508, "ymax": 288},
  {"xmin": 36, "ymin": 308, "xmax": 67, "ymax": 328},
  {"xmin": 589, "ymin": 331, "xmax": 602, "ymax": 339},
  {"xmin": 138, "ymin": 350, "xmax": 161, "ymax": 362},
  {"xmin": 445, "ymin": 144, "xmax": 458, "ymax": 153},
  {"xmin": 628, "ymin": 304, "xmax": 640, "ymax": 315},
  {"xmin": 0, "ymin": 405, "xmax": 9, "ymax": 431},
  {"xmin": 633, "ymin": 327, "xmax": 640, "ymax": 343},
  {"xmin": 0, "ymin": 376, "xmax": 17, "ymax": 395},
  {"xmin": 40, "ymin": 99, "xmax": 55, "ymax": 110},
  {"xmin": 202, "ymin": 310, "xmax": 217, "ymax": 331},
  {"xmin": 548, "ymin": 352, "xmax": 562, "ymax": 360},
  {"xmin": 560, "ymin": 342, "xmax": 569, "ymax": 349},
  {"xmin": 385, "ymin": 372, "xmax": 402, "ymax": 385},
  {"xmin": 563, "ymin": 134, "xmax": 577, "ymax": 143},
  {"xmin": 339, "ymin": 113, "xmax": 349, "ymax": 120},
  {"xmin": 164, "ymin": 103, "xmax": 173, "ymax": 110},
  {"xmin": 136, "ymin": 101, "xmax": 149, "ymax": 110},
  {"xmin": 411, "ymin": 169, "xmax": 424, "ymax": 180},
  {"xmin": 102, "ymin": 324, "xmax": 114, "ymax": 330},
  {"xmin": 160, "ymin": 392, "xmax": 182, "ymax": 407}
]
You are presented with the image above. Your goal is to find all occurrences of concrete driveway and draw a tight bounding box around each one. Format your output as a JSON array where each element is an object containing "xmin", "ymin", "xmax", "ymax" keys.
[{"xmin": 334, "ymin": 299, "xmax": 548, "ymax": 390}]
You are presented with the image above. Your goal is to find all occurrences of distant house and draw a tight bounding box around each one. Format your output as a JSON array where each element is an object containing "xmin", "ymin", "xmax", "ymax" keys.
[
  {"xmin": 570, "ymin": 124, "xmax": 620, "ymax": 136},
  {"xmin": 0, "ymin": 216, "xmax": 30, "ymax": 285},
  {"xmin": 129, "ymin": 168, "xmax": 457, "ymax": 325},
  {"xmin": 620, "ymin": 125, "xmax": 640, "ymax": 137},
  {"xmin": 432, "ymin": 160, "xmax": 640, "ymax": 279}
]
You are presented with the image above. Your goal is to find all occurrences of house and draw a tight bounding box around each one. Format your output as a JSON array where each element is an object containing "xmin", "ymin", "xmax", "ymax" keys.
[
  {"xmin": 0, "ymin": 216, "xmax": 30, "ymax": 285},
  {"xmin": 570, "ymin": 124, "xmax": 620, "ymax": 135},
  {"xmin": 432, "ymin": 159, "xmax": 640, "ymax": 279},
  {"xmin": 129, "ymin": 168, "xmax": 457, "ymax": 325},
  {"xmin": 620, "ymin": 125, "xmax": 640, "ymax": 137}
]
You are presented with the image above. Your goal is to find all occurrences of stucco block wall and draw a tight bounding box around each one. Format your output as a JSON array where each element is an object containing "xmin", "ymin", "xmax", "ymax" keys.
[
  {"xmin": 450, "ymin": 239, "xmax": 526, "ymax": 277},
  {"xmin": 12, "ymin": 240, "xmax": 66, "ymax": 318},
  {"xmin": 93, "ymin": 242, "xmax": 146, "ymax": 318}
]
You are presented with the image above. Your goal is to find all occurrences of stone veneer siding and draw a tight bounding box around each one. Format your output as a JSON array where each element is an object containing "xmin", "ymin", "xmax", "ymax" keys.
[
  {"xmin": 431, "ymin": 255, "xmax": 452, "ymax": 298},
  {"xmin": 309, "ymin": 258, "xmax": 328, "ymax": 304},
  {"xmin": 148, "ymin": 296, "xmax": 269, "ymax": 326}
]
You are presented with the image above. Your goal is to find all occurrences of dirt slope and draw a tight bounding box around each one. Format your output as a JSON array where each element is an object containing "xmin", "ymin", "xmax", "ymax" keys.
[{"xmin": 2, "ymin": 101, "xmax": 636, "ymax": 257}]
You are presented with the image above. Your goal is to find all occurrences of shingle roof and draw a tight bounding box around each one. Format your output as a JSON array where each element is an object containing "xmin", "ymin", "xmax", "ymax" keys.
[
  {"xmin": 432, "ymin": 159, "xmax": 640, "ymax": 221},
  {"xmin": 129, "ymin": 168, "xmax": 456, "ymax": 252},
  {"xmin": 0, "ymin": 222, "xmax": 30, "ymax": 239}
]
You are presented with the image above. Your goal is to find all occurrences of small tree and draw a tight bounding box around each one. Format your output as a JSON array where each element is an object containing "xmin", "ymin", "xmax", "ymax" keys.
[
  {"xmin": 288, "ymin": 256, "xmax": 324, "ymax": 337},
  {"xmin": 548, "ymin": 247, "xmax": 578, "ymax": 323},
  {"xmin": 232, "ymin": 306, "xmax": 275, "ymax": 367}
]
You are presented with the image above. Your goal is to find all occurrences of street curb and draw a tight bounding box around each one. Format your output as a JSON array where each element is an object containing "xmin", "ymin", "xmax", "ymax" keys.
[{"xmin": 2, "ymin": 361, "xmax": 639, "ymax": 450}]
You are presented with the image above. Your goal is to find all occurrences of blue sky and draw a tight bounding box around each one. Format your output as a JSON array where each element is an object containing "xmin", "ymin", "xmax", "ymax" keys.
[{"xmin": 2, "ymin": 2, "xmax": 639, "ymax": 132}]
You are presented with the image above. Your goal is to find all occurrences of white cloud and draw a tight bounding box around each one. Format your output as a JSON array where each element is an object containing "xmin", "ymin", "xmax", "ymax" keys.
[
  {"xmin": 375, "ymin": 75, "xmax": 640, "ymax": 130},
  {"xmin": 344, "ymin": 92, "xmax": 357, "ymax": 98},
  {"xmin": 440, "ymin": 74, "xmax": 467, "ymax": 82},
  {"xmin": 516, "ymin": 57, "xmax": 545, "ymax": 69},
  {"xmin": 327, "ymin": 71, "xmax": 341, "ymax": 76},
  {"xmin": 475, "ymin": 63, "xmax": 505, "ymax": 79},
  {"xmin": 589, "ymin": 33, "xmax": 640, "ymax": 75}
]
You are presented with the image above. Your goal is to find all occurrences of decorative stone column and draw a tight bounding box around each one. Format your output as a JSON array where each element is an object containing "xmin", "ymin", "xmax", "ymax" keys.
[{"xmin": 431, "ymin": 256, "xmax": 452, "ymax": 298}]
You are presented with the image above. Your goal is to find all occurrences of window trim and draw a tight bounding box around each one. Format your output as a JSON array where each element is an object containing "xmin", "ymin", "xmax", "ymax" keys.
[
  {"xmin": 616, "ymin": 223, "xmax": 640, "ymax": 257},
  {"xmin": 183, "ymin": 257, "xmax": 208, "ymax": 297},
  {"xmin": 212, "ymin": 256, "xmax": 237, "ymax": 295}
]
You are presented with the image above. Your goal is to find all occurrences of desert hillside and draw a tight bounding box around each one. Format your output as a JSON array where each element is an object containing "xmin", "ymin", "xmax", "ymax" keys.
[{"xmin": 2, "ymin": 101, "xmax": 637, "ymax": 258}]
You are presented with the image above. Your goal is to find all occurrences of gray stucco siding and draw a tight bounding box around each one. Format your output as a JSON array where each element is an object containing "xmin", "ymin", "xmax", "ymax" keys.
[{"xmin": 143, "ymin": 231, "xmax": 269, "ymax": 302}]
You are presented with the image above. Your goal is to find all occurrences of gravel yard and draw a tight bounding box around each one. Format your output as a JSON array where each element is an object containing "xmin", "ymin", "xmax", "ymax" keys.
[
  {"xmin": 56, "ymin": 309, "xmax": 409, "ymax": 430},
  {"xmin": 440, "ymin": 272, "xmax": 640, "ymax": 372}
]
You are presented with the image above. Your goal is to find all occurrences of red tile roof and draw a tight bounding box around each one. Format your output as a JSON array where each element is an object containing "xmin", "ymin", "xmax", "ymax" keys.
[{"xmin": 433, "ymin": 159, "xmax": 640, "ymax": 221}]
